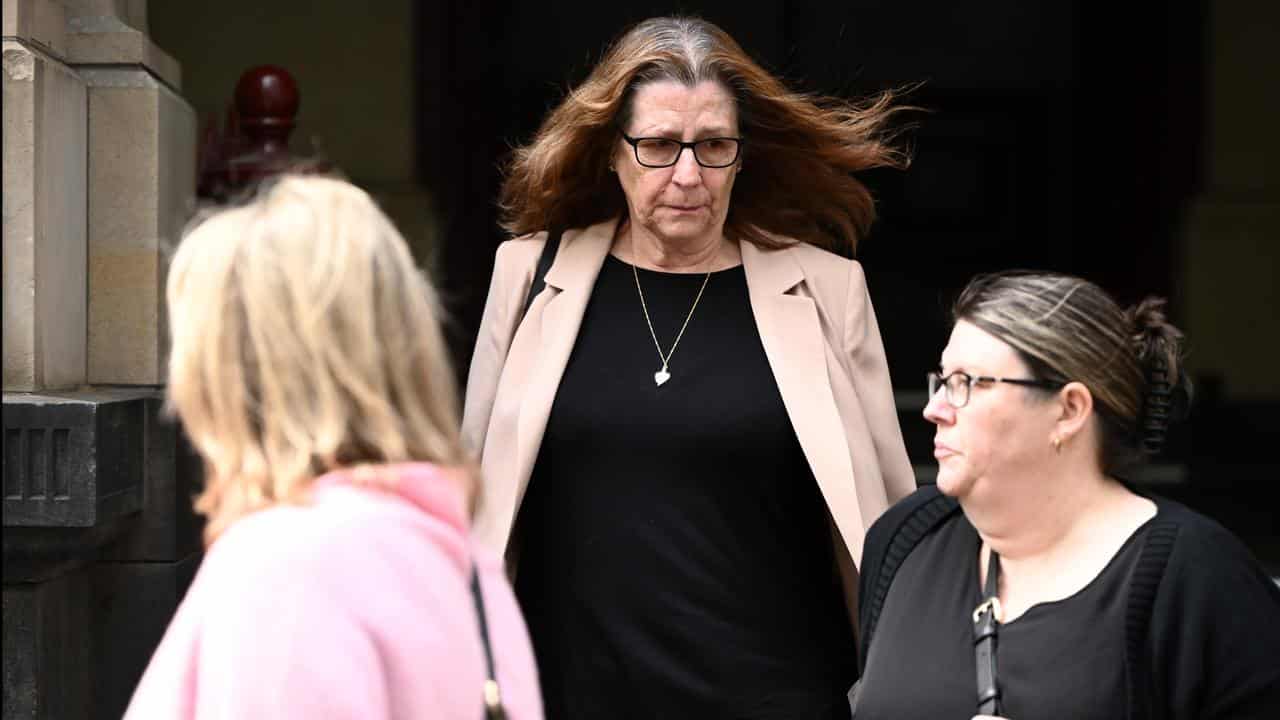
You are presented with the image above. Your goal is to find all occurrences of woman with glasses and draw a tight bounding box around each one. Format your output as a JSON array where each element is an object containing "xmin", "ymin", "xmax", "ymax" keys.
[
  {"xmin": 852, "ymin": 271, "xmax": 1280, "ymax": 719},
  {"xmin": 463, "ymin": 15, "xmax": 915, "ymax": 718}
]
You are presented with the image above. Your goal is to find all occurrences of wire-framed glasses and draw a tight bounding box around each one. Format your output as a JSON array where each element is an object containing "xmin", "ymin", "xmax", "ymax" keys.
[
  {"xmin": 927, "ymin": 370, "xmax": 1063, "ymax": 408},
  {"xmin": 620, "ymin": 132, "xmax": 743, "ymax": 168}
]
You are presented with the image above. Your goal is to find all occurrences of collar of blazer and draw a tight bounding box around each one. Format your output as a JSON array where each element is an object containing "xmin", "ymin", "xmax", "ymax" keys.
[{"xmin": 505, "ymin": 216, "xmax": 865, "ymax": 559}]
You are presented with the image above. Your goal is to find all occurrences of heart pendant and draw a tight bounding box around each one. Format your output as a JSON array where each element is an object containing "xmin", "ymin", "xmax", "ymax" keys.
[{"xmin": 654, "ymin": 369, "xmax": 671, "ymax": 386}]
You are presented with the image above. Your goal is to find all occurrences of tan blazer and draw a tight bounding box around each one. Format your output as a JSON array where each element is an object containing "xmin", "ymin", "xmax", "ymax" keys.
[{"xmin": 462, "ymin": 218, "xmax": 915, "ymax": 616}]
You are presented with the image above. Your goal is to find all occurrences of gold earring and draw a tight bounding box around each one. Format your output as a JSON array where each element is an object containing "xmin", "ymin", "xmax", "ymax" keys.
[{"xmin": 1052, "ymin": 436, "xmax": 1063, "ymax": 452}]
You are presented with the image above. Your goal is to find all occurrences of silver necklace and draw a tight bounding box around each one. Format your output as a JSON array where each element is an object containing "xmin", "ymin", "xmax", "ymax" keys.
[{"xmin": 631, "ymin": 261, "xmax": 711, "ymax": 386}]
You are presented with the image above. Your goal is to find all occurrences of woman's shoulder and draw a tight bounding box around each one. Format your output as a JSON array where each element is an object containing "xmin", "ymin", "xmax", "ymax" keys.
[
  {"xmin": 857, "ymin": 485, "xmax": 961, "ymax": 658},
  {"xmin": 139, "ymin": 488, "xmax": 497, "ymax": 719},
  {"xmin": 773, "ymin": 238, "xmax": 865, "ymax": 278},
  {"xmin": 206, "ymin": 484, "xmax": 469, "ymax": 593},
  {"xmin": 494, "ymin": 221, "xmax": 613, "ymax": 272},
  {"xmin": 1143, "ymin": 497, "xmax": 1280, "ymax": 716},
  {"xmin": 494, "ymin": 230, "xmax": 551, "ymax": 268},
  {"xmin": 1151, "ymin": 496, "xmax": 1262, "ymax": 563},
  {"xmin": 761, "ymin": 240, "xmax": 872, "ymax": 323},
  {"xmin": 185, "ymin": 487, "xmax": 477, "ymax": 672},
  {"xmin": 863, "ymin": 486, "xmax": 959, "ymax": 566},
  {"xmin": 1147, "ymin": 495, "xmax": 1280, "ymax": 606},
  {"xmin": 869, "ymin": 485, "xmax": 954, "ymax": 530}
]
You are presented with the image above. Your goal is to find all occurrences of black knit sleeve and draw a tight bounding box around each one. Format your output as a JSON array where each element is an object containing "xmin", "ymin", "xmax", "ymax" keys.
[
  {"xmin": 856, "ymin": 486, "xmax": 950, "ymax": 674},
  {"xmin": 1148, "ymin": 502, "xmax": 1280, "ymax": 720}
]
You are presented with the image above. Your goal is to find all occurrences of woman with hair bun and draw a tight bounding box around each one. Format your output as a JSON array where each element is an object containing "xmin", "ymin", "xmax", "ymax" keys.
[{"xmin": 852, "ymin": 271, "xmax": 1280, "ymax": 720}]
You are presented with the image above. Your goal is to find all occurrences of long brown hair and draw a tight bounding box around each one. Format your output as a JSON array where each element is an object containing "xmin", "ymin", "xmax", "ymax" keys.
[{"xmin": 499, "ymin": 16, "xmax": 912, "ymax": 255}]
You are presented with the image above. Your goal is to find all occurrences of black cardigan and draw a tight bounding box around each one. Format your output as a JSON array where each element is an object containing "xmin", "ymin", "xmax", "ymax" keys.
[{"xmin": 856, "ymin": 486, "xmax": 1280, "ymax": 720}]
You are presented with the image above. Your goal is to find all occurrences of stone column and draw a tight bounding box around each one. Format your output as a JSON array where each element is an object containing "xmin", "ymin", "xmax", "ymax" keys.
[
  {"xmin": 80, "ymin": 65, "xmax": 194, "ymax": 384},
  {"xmin": 2, "ymin": 1, "xmax": 86, "ymax": 393},
  {"xmin": 3, "ymin": 7, "xmax": 89, "ymax": 718},
  {"xmin": 64, "ymin": 0, "xmax": 194, "ymax": 385},
  {"xmin": 3, "ymin": 2, "xmax": 201, "ymax": 718}
]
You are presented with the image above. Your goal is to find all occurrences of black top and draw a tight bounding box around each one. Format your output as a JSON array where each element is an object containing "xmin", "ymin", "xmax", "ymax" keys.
[
  {"xmin": 855, "ymin": 487, "xmax": 1280, "ymax": 720},
  {"xmin": 856, "ymin": 505, "xmax": 1147, "ymax": 719},
  {"xmin": 515, "ymin": 255, "xmax": 856, "ymax": 719}
]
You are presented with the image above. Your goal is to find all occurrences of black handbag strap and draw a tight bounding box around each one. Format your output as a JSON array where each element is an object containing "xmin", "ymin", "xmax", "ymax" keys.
[
  {"xmin": 469, "ymin": 226, "xmax": 558, "ymax": 720},
  {"xmin": 973, "ymin": 550, "xmax": 1003, "ymax": 716},
  {"xmin": 470, "ymin": 567, "xmax": 507, "ymax": 720},
  {"xmin": 521, "ymin": 227, "xmax": 563, "ymax": 321}
]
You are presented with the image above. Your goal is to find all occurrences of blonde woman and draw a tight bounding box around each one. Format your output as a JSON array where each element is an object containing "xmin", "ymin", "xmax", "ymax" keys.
[{"xmin": 125, "ymin": 176, "xmax": 542, "ymax": 719}]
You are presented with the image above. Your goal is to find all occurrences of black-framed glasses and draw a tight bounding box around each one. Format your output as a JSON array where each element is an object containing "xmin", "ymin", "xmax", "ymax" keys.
[
  {"xmin": 620, "ymin": 132, "xmax": 743, "ymax": 168},
  {"xmin": 927, "ymin": 371, "xmax": 1062, "ymax": 408}
]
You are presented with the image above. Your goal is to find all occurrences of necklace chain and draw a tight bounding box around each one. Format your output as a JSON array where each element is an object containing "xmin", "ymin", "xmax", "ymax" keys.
[{"xmin": 632, "ymin": 261, "xmax": 711, "ymax": 377}]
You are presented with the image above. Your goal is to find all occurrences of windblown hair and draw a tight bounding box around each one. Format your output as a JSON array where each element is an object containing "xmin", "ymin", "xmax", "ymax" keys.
[
  {"xmin": 952, "ymin": 271, "xmax": 1191, "ymax": 479},
  {"xmin": 166, "ymin": 175, "xmax": 470, "ymax": 543},
  {"xmin": 500, "ymin": 15, "xmax": 912, "ymax": 255}
]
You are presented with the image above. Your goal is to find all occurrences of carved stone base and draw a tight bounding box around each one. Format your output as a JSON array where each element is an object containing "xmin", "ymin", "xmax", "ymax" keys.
[
  {"xmin": 3, "ymin": 389, "xmax": 203, "ymax": 718},
  {"xmin": 2, "ymin": 569, "xmax": 93, "ymax": 720}
]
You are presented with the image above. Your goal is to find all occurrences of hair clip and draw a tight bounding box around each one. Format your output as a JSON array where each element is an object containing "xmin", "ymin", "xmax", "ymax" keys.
[{"xmin": 1139, "ymin": 355, "xmax": 1172, "ymax": 455}]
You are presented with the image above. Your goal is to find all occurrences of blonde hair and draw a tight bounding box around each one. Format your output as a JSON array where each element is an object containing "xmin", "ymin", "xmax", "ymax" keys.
[
  {"xmin": 166, "ymin": 175, "xmax": 470, "ymax": 543},
  {"xmin": 953, "ymin": 271, "xmax": 1190, "ymax": 478},
  {"xmin": 500, "ymin": 15, "xmax": 912, "ymax": 255}
]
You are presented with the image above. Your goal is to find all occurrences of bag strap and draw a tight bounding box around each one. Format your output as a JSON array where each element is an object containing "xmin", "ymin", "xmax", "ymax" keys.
[
  {"xmin": 521, "ymin": 227, "xmax": 563, "ymax": 321},
  {"xmin": 470, "ymin": 567, "xmax": 507, "ymax": 720},
  {"xmin": 475, "ymin": 227, "xmax": 556, "ymax": 719},
  {"xmin": 973, "ymin": 551, "xmax": 1004, "ymax": 716}
]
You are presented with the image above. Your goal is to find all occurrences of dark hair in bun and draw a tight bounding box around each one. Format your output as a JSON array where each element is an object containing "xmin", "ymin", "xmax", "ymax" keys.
[{"xmin": 1126, "ymin": 297, "xmax": 1192, "ymax": 455}]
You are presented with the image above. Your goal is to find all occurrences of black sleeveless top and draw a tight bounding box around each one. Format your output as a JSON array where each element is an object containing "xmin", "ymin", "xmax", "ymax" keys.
[
  {"xmin": 514, "ymin": 255, "xmax": 856, "ymax": 719},
  {"xmin": 854, "ymin": 509, "xmax": 1152, "ymax": 719}
]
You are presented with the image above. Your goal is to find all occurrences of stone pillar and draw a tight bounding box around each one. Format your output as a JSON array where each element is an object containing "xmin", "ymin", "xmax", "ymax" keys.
[
  {"xmin": 3, "ymin": 2, "xmax": 201, "ymax": 718},
  {"xmin": 2, "ymin": 568, "xmax": 93, "ymax": 719},
  {"xmin": 64, "ymin": 0, "xmax": 180, "ymax": 84},
  {"xmin": 62, "ymin": 0, "xmax": 194, "ymax": 385},
  {"xmin": 2, "ymin": 3, "xmax": 86, "ymax": 393},
  {"xmin": 81, "ymin": 66, "xmax": 194, "ymax": 384}
]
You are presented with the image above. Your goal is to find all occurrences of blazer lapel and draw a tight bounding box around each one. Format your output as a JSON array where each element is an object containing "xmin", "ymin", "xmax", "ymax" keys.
[
  {"xmin": 509, "ymin": 219, "xmax": 617, "ymax": 532},
  {"xmin": 741, "ymin": 242, "xmax": 864, "ymax": 550}
]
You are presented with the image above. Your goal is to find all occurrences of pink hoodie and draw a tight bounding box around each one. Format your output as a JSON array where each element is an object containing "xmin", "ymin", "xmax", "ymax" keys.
[{"xmin": 124, "ymin": 463, "xmax": 543, "ymax": 719}]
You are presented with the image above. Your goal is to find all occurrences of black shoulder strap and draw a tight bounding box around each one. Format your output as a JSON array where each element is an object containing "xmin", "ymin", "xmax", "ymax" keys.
[
  {"xmin": 1124, "ymin": 519, "xmax": 1179, "ymax": 720},
  {"xmin": 858, "ymin": 487, "xmax": 961, "ymax": 674},
  {"xmin": 521, "ymin": 227, "xmax": 563, "ymax": 321},
  {"xmin": 470, "ymin": 567, "xmax": 507, "ymax": 719},
  {"xmin": 973, "ymin": 552, "xmax": 1003, "ymax": 715}
]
